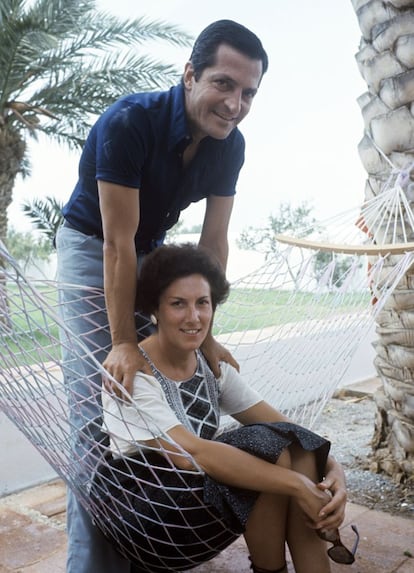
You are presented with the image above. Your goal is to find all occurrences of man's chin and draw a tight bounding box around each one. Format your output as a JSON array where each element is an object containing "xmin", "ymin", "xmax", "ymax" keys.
[{"xmin": 209, "ymin": 126, "xmax": 235, "ymax": 140}]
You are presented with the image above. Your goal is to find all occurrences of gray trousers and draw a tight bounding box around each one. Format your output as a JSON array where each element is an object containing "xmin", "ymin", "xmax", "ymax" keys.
[{"xmin": 56, "ymin": 225, "xmax": 151, "ymax": 573}]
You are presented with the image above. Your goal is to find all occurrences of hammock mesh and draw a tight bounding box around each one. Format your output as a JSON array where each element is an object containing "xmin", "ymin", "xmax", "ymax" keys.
[{"xmin": 1, "ymin": 174, "xmax": 414, "ymax": 570}]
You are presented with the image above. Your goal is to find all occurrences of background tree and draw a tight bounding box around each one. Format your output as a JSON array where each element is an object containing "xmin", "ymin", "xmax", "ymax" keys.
[
  {"xmin": 166, "ymin": 221, "xmax": 203, "ymax": 241},
  {"xmin": 237, "ymin": 201, "xmax": 321, "ymax": 288},
  {"xmin": 182, "ymin": 223, "xmax": 203, "ymax": 234},
  {"xmin": 237, "ymin": 201, "xmax": 317, "ymax": 258},
  {"xmin": 5, "ymin": 227, "xmax": 53, "ymax": 269},
  {"xmin": 165, "ymin": 220, "xmax": 185, "ymax": 242},
  {"xmin": 351, "ymin": 0, "xmax": 414, "ymax": 481},
  {"xmin": 0, "ymin": 0, "xmax": 192, "ymax": 244},
  {"xmin": 313, "ymin": 250, "xmax": 360, "ymax": 288},
  {"xmin": 238, "ymin": 202, "xmax": 357, "ymax": 289}
]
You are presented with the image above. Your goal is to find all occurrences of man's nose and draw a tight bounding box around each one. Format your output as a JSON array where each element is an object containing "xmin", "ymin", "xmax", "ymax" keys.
[{"xmin": 225, "ymin": 90, "xmax": 242, "ymax": 115}]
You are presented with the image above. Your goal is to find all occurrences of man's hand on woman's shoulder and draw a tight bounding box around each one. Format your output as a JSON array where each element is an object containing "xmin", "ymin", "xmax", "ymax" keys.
[{"xmin": 200, "ymin": 333, "xmax": 240, "ymax": 377}]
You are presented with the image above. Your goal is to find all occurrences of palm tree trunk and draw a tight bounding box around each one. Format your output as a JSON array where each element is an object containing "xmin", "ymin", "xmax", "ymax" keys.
[
  {"xmin": 0, "ymin": 128, "xmax": 26, "ymax": 243},
  {"xmin": 351, "ymin": 0, "xmax": 414, "ymax": 481},
  {"xmin": 0, "ymin": 128, "xmax": 25, "ymax": 330}
]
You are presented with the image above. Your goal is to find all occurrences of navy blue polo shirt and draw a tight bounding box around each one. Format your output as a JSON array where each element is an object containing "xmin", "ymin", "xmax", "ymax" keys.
[{"xmin": 62, "ymin": 84, "xmax": 245, "ymax": 253}]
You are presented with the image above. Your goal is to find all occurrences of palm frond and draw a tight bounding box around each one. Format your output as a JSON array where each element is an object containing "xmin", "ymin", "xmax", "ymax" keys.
[
  {"xmin": 0, "ymin": 0, "xmax": 26, "ymax": 24},
  {"xmin": 0, "ymin": 0, "xmax": 193, "ymax": 239},
  {"xmin": 8, "ymin": 52, "xmax": 183, "ymax": 146},
  {"xmin": 21, "ymin": 195, "xmax": 64, "ymax": 238},
  {"xmin": 35, "ymin": 52, "xmax": 182, "ymax": 105},
  {"xmin": 1, "ymin": 0, "xmax": 192, "ymax": 123}
]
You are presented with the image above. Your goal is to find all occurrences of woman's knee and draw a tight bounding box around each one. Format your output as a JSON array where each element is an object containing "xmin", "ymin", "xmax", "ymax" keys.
[
  {"xmin": 289, "ymin": 443, "xmax": 318, "ymax": 479},
  {"xmin": 276, "ymin": 448, "xmax": 291, "ymax": 469}
]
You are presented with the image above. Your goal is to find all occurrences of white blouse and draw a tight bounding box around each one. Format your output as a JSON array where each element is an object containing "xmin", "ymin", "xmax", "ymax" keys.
[{"xmin": 102, "ymin": 361, "xmax": 262, "ymax": 457}]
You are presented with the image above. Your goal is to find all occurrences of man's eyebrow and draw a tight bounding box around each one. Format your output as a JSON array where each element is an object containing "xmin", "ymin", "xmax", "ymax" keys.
[
  {"xmin": 211, "ymin": 73, "xmax": 258, "ymax": 92},
  {"xmin": 211, "ymin": 72, "xmax": 233, "ymax": 81},
  {"xmin": 243, "ymin": 86, "xmax": 258, "ymax": 95}
]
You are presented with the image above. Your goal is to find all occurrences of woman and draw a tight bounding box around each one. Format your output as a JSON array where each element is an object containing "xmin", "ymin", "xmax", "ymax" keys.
[{"xmin": 91, "ymin": 243, "xmax": 356, "ymax": 573}]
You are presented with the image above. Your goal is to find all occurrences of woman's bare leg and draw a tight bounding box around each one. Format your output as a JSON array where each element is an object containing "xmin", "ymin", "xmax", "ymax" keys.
[
  {"xmin": 243, "ymin": 444, "xmax": 332, "ymax": 573},
  {"xmin": 287, "ymin": 444, "xmax": 331, "ymax": 573},
  {"xmin": 243, "ymin": 450, "xmax": 290, "ymax": 572}
]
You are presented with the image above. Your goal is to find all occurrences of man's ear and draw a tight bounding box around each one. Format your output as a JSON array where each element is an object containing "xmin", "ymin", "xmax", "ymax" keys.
[{"xmin": 183, "ymin": 61, "xmax": 195, "ymax": 90}]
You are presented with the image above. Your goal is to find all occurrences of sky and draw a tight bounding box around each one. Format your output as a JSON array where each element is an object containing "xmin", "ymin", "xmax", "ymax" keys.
[{"xmin": 9, "ymin": 0, "xmax": 368, "ymax": 235}]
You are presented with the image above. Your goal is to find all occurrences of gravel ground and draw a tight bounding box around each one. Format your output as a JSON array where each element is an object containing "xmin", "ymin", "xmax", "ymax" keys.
[{"xmin": 313, "ymin": 394, "xmax": 414, "ymax": 520}]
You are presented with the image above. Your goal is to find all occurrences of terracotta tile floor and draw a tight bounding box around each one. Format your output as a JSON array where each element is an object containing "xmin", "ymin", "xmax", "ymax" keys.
[{"xmin": 0, "ymin": 479, "xmax": 413, "ymax": 573}]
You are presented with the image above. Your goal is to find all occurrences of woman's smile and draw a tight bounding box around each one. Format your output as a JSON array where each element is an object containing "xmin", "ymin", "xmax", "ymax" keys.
[{"xmin": 156, "ymin": 274, "xmax": 213, "ymax": 352}]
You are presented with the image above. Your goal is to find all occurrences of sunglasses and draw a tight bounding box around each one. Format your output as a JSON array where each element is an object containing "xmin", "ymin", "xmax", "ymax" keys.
[{"xmin": 317, "ymin": 524, "xmax": 360, "ymax": 565}]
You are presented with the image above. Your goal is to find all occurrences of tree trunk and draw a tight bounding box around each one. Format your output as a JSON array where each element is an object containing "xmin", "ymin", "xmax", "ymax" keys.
[
  {"xmin": 0, "ymin": 128, "xmax": 26, "ymax": 243},
  {"xmin": 351, "ymin": 0, "xmax": 414, "ymax": 481},
  {"xmin": 0, "ymin": 127, "xmax": 26, "ymax": 331}
]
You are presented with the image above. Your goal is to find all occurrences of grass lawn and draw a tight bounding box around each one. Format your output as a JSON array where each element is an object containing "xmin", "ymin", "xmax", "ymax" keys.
[
  {"xmin": 0, "ymin": 283, "xmax": 61, "ymax": 367},
  {"xmin": 214, "ymin": 288, "xmax": 371, "ymax": 334},
  {"xmin": 1, "ymin": 285, "xmax": 371, "ymax": 366}
]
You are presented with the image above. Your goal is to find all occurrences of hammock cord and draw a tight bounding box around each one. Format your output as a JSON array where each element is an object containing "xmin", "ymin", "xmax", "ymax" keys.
[{"xmin": 1, "ymin": 159, "xmax": 414, "ymax": 570}]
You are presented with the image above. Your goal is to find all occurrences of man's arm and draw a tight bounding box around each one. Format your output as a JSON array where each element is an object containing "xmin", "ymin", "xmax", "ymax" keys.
[
  {"xmin": 198, "ymin": 194, "xmax": 234, "ymax": 271},
  {"xmin": 198, "ymin": 195, "xmax": 239, "ymax": 374},
  {"xmin": 98, "ymin": 180, "xmax": 148, "ymax": 395}
]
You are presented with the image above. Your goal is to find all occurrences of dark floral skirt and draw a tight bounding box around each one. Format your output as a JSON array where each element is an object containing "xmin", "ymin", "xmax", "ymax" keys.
[{"xmin": 89, "ymin": 422, "xmax": 330, "ymax": 572}]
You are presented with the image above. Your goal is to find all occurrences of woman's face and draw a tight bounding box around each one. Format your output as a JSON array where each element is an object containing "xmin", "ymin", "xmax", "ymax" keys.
[{"xmin": 155, "ymin": 274, "xmax": 213, "ymax": 352}]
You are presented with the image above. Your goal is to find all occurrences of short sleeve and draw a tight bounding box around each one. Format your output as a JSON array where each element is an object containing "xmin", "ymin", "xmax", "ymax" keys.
[
  {"xmin": 218, "ymin": 362, "xmax": 262, "ymax": 416},
  {"xmin": 208, "ymin": 129, "xmax": 245, "ymax": 198},
  {"xmin": 95, "ymin": 100, "xmax": 150, "ymax": 189},
  {"xmin": 102, "ymin": 373, "xmax": 182, "ymax": 456}
]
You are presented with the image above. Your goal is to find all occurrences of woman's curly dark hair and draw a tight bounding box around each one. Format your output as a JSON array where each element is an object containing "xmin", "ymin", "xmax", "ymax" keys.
[{"xmin": 136, "ymin": 243, "xmax": 230, "ymax": 314}]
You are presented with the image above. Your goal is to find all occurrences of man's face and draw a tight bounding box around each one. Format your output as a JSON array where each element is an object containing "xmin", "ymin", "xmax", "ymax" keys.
[{"xmin": 183, "ymin": 44, "xmax": 263, "ymax": 143}]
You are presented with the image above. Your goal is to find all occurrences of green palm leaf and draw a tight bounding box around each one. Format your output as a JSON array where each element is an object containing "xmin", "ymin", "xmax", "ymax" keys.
[
  {"xmin": 21, "ymin": 195, "xmax": 64, "ymax": 239},
  {"xmin": 0, "ymin": 0, "xmax": 193, "ymax": 240}
]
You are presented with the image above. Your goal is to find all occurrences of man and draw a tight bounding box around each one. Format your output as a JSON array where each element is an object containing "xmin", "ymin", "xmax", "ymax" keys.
[{"xmin": 56, "ymin": 18, "xmax": 268, "ymax": 573}]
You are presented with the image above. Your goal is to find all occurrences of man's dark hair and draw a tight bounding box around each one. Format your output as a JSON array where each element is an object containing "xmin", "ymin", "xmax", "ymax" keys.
[
  {"xmin": 189, "ymin": 19, "xmax": 268, "ymax": 81},
  {"xmin": 136, "ymin": 243, "xmax": 230, "ymax": 314}
]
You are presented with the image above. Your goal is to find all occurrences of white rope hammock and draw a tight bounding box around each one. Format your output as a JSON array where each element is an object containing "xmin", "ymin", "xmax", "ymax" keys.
[{"xmin": 1, "ymin": 162, "xmax": 414, "ymax": 570}]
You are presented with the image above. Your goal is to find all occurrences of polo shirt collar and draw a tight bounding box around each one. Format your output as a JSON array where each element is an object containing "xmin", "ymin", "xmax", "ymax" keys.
[{"xmin": 168, "ymin": 84, "xmax": 192, "ymax": 153}]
